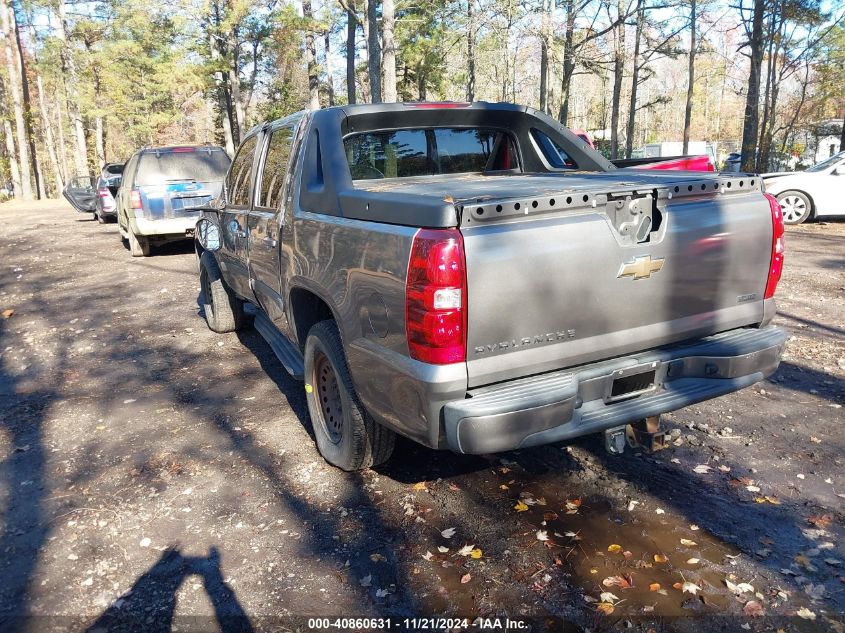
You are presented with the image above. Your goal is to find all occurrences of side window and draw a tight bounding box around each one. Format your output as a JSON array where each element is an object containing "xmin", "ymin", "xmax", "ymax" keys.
[
  {"xmin": 257, "ymin": 126, "xmax": 294, "ymax": 210},
  {"xmin": 531, "ymin": 129, "xmax": 577, "ymax": 169},
  {"xmin": 228, "ymin": 136, "xmax": 258, "ymax": 207}
]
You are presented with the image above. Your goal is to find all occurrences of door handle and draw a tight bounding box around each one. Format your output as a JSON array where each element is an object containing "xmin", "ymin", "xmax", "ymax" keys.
[{"xmin": 262, "ymin": 236, "xmax": 278, "ymax": 248}]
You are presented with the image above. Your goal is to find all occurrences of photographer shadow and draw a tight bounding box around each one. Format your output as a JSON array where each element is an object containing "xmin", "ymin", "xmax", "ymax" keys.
[{"xmin": 87, "ymin": 546, "xmax": 253, "ymax": 633}]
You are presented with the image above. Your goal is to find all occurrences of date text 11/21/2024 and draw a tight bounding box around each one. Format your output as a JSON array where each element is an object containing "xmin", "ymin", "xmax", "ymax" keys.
[{"xmin": 307, "ymin": 618, "xmax": 534, "ymax": 630}]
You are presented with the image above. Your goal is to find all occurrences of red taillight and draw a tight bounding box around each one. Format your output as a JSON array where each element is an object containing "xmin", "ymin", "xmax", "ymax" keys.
[
  {"xmin": 763, "ymin": 193, "xmax": 784, "ymax": 299},
  {"xmin": 130, "ymin": 189, "xmax": 142, "ymax": 210},
  {"xmin": 406, "ymin": 228, "xmax": 467, "ymax": 364},
  {"xmin": 171, "ymin": 146, "xmax": 196, "ymax": 153},
  {"xmin": 97, "ymin": 188, "xmax": 110, "ymax": 198}
]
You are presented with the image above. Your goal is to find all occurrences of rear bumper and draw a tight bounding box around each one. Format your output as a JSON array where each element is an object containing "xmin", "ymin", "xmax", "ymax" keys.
[
  {"xmin": 131, "ymin": 215, "xmax": 196, "ymax": 237},
  {"xmin": 443, "ymin": 326, "xmax": 786, "ymax": 454}
]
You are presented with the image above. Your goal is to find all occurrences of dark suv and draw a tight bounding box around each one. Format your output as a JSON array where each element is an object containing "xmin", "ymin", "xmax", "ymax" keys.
[{"xmin": 116, "ymin": 145, "xmax": 230, "ymax": 257}]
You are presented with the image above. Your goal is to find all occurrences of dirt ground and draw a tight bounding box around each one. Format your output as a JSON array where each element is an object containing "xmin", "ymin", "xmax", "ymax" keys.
[{"xmin": 0, "ymin": 200, "xmax": 843, "ymax": 632}]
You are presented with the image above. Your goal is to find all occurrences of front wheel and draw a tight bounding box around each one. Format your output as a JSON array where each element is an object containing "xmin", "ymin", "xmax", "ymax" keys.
[
  {"xmin": 304, "ymin": 320, "xmax": 395, "ymax": 471},
  {"xmin": 777, "ymin": 191, "xmax": 812, "ymax": 224},
  {"xmin": 198, "ymin": 250, "xmax": 248, "ymax": 333}
]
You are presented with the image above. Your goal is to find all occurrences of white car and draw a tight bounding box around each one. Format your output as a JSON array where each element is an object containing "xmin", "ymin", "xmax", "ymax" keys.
[{"xmin": 762, "ymin": 151, "xmax": 845, "ymax": 224}]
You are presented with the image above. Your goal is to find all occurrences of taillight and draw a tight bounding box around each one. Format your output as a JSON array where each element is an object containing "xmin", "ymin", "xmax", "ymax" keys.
[
  {"xmin": 130, "ymin": 189, "xmax": 142, "ymax": 210},
  {"xmin": 763, "ymin": 193, "xmax": 784, "ymax": 299},
  {"xmin": 406, "ymin": 228, "xmax": 467, "ymax": 364},
  {"xmin": 97, "ymin": 188, "xmax": 110, "ymax": 198}
]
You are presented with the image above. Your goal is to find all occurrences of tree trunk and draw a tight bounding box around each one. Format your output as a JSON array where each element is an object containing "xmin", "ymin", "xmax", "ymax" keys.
[
  {"xmin": 57, "ymin": 0, "xmax": 88, "ymax": 175},
  {"xmin": 609, "ymin": 0, "xmax": 625, "ymax": 159},
  {"xmin": 366, "ymin": 0, "xmax": 381, "ymax": 103},
  {"xmin": 346, "ymin": 5, "xmax": 357, "ymax": 104},
  {"xmin": 740, "ymin": 0, "xmax": 765, "ymax": 173},
  {"xmin": 381, "ymin": 0, "xmax": 396, "ymax": 102},
  {"xmin": 1, "ymin": 96, "xmax": 20, "ymax": 195},
  {"xmin": 682, "ymin": 0, "xmax": 696, "ymax": 154},
  {"xmin": 840, "ymin": 116, "xmax": 845, "ymax": 151},
  {"xmin": 303, "ymin": 0, "xmax": 321, "ymax": 109},
  {"xmin": 227, "ymin": 28, "xmax": 243, "ymax": 144},
  {"xmin": 324, "ymin": 15, "xmax": 336, "ymax": 106},
  {"xmin": 625, "ymin": 0, "xmax": 644, "ymax": 159},
  {"xmin": 11, "ymin": 4, "xmax": 41, "ymax": 198},
  {"xmin": 208, "ymin": 2, "xmax": 235, "ymax": 155},
  {"xmin": 558, "ymin": 0, "xmax": 575, "ymax": 125},
  {"xmin": 539, "ymin": 0, "xmax": 549, "ymax": 112},
  {"xmin": 36, "ymin": 73, "xmax": 62, "ymax": 195},
  {"xmin": 1, "ymin": 0, "xmax": 31, "ymax": 198},
  {"xmin": 466, "ymin": 0, "xmax": 476, "ymax": 101}
]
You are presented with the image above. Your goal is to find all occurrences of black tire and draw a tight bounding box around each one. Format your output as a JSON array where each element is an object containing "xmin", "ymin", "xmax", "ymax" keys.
[
  {"xmin": 776, "ymin": 190, "xmax": 813, "ymax": 225},
  {"xmin": 199, "ymin": 250, "xmax": 248, "ymax": 333},
  {"xmin": 127, "ymin": 223, "xmax": 150, "ymax": 257},
  {"xmin": 304, "ymin": 320, "xmax": 395, "ymax": 471}
]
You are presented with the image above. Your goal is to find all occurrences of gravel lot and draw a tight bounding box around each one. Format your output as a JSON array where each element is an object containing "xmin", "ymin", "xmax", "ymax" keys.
[{"xmin": 0, "ymin": 200, "xmax": 843, "ymax": 632}]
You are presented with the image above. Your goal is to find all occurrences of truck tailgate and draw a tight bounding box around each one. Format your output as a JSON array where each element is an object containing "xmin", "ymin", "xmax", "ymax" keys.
[{"xmin": 458, "ymin": 172, "xmax": 773, "ymax": 388}]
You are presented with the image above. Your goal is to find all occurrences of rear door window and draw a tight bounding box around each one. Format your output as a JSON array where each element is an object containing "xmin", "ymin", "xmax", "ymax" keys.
[
  {"xmin": 256, "ymin": 126, "xmax": 294, "ymax": 210},
  {"xmin": 531, "ymin": 129, "xmax": 578, "ymax": 169},
  {"xmin": 135, "ymin": 149, "xmax": 230, "ymax": 186},
  {"xmin": 228, "ymin": 137, "xmax": 258, "ymax": 207},
  {"xmin": 344, "ymin": 128, "xmax": 518, "ymax": 180}
]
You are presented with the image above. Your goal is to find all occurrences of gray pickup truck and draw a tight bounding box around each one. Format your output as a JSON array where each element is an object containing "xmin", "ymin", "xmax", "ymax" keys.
[{"xmin": 194, "ymin": 102, "xmax": 786, "ymax": 471}]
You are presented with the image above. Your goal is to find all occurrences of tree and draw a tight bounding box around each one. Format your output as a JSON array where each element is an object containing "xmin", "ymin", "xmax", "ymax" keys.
[
  {"xmin": 1, "ymin": 0, "xmax": 31, "ymax": 198},
  {"xmin": 382, "ymin": 0, "xmax": 396, "ymax": 102},
  {"xmin": 367, "ymin": 0, "xmax": 381, "ymax": 102},
  {"xmin": 739, "ymin": 0, "xmax": 765, "ymax": 172},
  {"xmin": 682, "ymin": 0, "xmax": 696, "ymax": 154}
]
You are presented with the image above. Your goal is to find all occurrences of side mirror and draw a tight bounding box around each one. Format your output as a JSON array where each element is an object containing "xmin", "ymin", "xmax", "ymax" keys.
[{"xmin": 196, "ymin": 218, "xmax": 221, "ymax": 251}]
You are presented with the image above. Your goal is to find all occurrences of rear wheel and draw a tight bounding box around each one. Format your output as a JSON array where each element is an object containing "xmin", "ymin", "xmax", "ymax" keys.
[
  {"xmin": 127, "ymin": 223, "xmax": 150, "ymax": 257},
  {"xmin": 777, "ymin": 191, "xmax": 812, "ymax": 224},
  {"xmin": 198, "ymin": 250, "xmax": 248, "ymax": 333},
  {"xmin": 304, "ymin": 320, "xmax": 395, "ymax": 471}
]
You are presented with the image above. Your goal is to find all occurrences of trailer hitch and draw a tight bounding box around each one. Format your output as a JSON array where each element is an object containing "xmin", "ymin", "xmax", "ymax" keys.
[{"xmin": 625, "ymin": 416, "xmax": 667, "ymax": 452}]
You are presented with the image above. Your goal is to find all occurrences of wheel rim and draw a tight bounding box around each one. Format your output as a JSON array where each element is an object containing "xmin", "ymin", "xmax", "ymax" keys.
[
  {"xmin": 779, "ymin": 195, "xmax": 806, "ymax": 223},
  {"xmin": 313, "ymin": 351, "xmax": 343, "ymax": 445}
]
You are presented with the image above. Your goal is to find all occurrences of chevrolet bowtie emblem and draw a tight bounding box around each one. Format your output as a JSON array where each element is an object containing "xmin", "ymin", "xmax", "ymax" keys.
[{"xmin": 617, "ymin": 255, "xmax": 665, "ymax": 280}]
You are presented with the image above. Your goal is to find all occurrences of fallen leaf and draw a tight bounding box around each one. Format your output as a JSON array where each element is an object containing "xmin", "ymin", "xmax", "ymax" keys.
[
  {"xmin": 375, "ymin": 588, "xmax": 389, "ymax": 598},
  {"xmin": 370, "ymin": 553, "xmax": 386, "ymax": 562},
  {"xmin": 654, "ymin": 553, "xmax": 669, "ymax": 563},
  {"xmin": 682, "ymin": 581, "xmax": 702, "ymax": 595},
  {"xmin": 686, "ymin": 558, "xmax": 700, "ymax": 564},
  {"xmin": 689, "ymin": 524, "xmax": 700, "ymax": 531},
  {"xmin": 460, "ymin": 573, "xmax": 471, "ymax": 584},
  {"xmin": 627, "ymin": 499, "xmax": 640, "ymax": 511},
  {"xmin": 623, "ymin": 550, "xmax": 633, "ymax": 560},
  {"xmin": 602, "ymin": 575, "xmax": 633, "ymax": 589},
  {"xmin": 680, "ymin": 538, "xmax": 697, "ymax": 547},
  {"xmin": 655, "ymin": 508, "xmax": 665, "ymax": 514},
  {"xmin": 412, "ymin": 482, "xmax": 427, "ymax": 491},
  {"xmin": 441, "ymin": 527, "xmax": 456, "ymax": 538},
  {"xmin": 360, "ymin": 574, "xmax": 372, "ymax": 587},
  {"xmin": 437, "ymin": 546, "xmax": 449, "ymax": 553},
  {"xmin": 726, "ymin": 580, "xmax": 755, "ymax": 594},
  {"xmin": 470, "ymin": 548, "xmax": 483, "ymax": 559},
  {"xmin": 1, "ymin": 309, "xmax": 13, "ymax": 318},
  {"xmin": 543, "ymin": 511, "xmax": 559, "ymax": 521},
  {"xmin": 807, "ymin": 514, "xmax": 833, "ymax": 529},
  {"xmin": 718, "ymin": 464, "xmax": 731, "ymax": 472},
  {"xmin": 745, "ymin": 485, "xmax": 761, "ymax": 493},
  {"xmin": 743, "ymin": 600, "xmax": 764, "ymax": 617},
  {"xmin": 600, "ymin": 591, "xmax": 619, "ymax": 603},
  {"xmin": 422, "ymin": 551, "xmax": 433, "ymax": 561},
  {"xmin": 457, "ymin": 544, "xmax": 475, "ymax": 557},
  {"xmin": 796, "ymin": 607, "xmax": 816, "ymax": 620},
  {"xmin": 564, "ymin": 499, "xmax": 581, "ymax": 514},
  {"xmin": 607, "ymin": 544, "xmax": 623, "ymax": 553},
  {"xmin": 649, "ymin": 583, "xmax": 661, "ymax": 592},
  {"xmin": 693, "ymin": 464, "xmax": 712, "ymax": 474},
  {"xmin": 536, "ymin": 530, "xmax": 549, "ymax": 541},
  {"xmin": 514, "ymin": 501, "xmax": 529, "ymax": 512},
  {"xmin": 596, "ymin": 602, "xmax": 615, "ymax": 615},
  {"xmin": 499, "ymin": 484, "xmax": 508, "ymax": 490}
]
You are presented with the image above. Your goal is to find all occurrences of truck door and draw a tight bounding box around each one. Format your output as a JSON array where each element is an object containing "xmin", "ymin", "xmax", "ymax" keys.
[
  {"xmin": 219, "ymin": 135, "xmax": 258, "ymax": 300},
  {"xmin": 247, "ymin": 123, "xmax": 296, "ymax": 330}
]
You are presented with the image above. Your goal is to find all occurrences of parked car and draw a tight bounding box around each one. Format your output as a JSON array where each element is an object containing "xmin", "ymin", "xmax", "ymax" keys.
[
  {"xmin": 115, "ymin": 145, "xmax": 230, "ymax": 256},
  {"xmin": 762, "ymin": 151, "xmax": 845, "ymax": 224},
  {"xmin": 94, "ymin": 162, "xmax": 125, "ymax": 223},
  {"xmin": 724, "ymin": 152, "xmax": 742, "ymax": 172},
  {"xmin": 194, "ymin": 102, "xmax": 785, "ymax": 472}
]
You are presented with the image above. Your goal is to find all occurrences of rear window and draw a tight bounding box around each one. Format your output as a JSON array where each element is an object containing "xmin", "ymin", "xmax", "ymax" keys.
[
  {"xmin": 344, "ymin": 128, "xmax": 518, "ymax": 180},
  {"xmin": 135, "ymin": 149, "xmax": 230, "ymax": 186}
]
